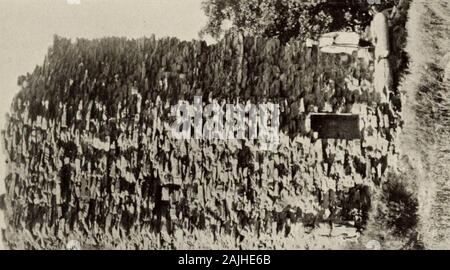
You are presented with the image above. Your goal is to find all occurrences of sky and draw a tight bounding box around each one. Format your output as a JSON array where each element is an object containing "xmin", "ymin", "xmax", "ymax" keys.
[{"xmin": 0, "ymin": 0, "xmax": 213, "ymax": 250}]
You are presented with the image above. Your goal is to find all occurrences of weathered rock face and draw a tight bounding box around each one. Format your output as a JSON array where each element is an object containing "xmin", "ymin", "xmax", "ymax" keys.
[{"xmin": 0, "ymin": 33, "xmax": 402, "ymax": 249}]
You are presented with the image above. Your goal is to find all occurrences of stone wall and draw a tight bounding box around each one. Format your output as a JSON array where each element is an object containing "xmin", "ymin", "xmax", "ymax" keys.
[{"xmin": 1, "ymin": 33, "xmax": 402, "ymax": 249}]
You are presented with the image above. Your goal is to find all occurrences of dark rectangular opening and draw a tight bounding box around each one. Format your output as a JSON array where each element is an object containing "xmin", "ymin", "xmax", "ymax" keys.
[
  {"xmin": 0, "ymin": 194, "xmax": 5, "ymax": 211},
  {"xmin": 310, "ymin": 114, "xmax": 360, "ymax": 139}
]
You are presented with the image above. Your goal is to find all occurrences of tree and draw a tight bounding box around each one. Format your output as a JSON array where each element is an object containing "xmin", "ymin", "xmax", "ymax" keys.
[{"xmin": 200, "ymin": 0, "xmax": 395, "ymax": 43}]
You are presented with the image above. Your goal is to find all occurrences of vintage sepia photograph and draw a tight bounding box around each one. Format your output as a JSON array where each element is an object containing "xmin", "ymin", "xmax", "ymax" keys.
[{"xmin": 0, "ymin": 0, "xmax": 449, "ymax": 252}]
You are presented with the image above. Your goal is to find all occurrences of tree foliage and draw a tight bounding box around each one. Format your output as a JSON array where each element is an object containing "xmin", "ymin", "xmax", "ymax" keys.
[{"xmin": 200, "ymin": 0, "xmax": 395, "ymax": 42}]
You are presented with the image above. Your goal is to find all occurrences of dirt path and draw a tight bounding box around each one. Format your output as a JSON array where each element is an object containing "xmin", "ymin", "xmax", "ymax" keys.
[{"xmin": 400, "ymin": 0, "xmax": 450, "ymax": 249}]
